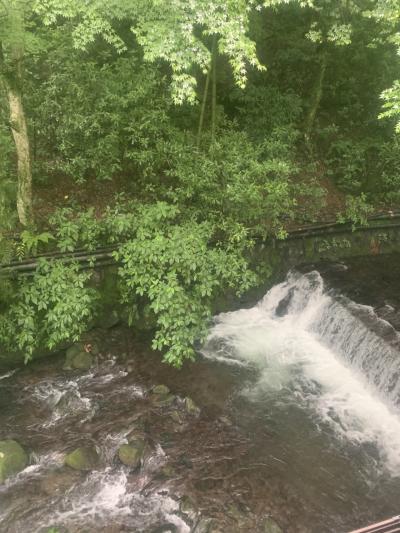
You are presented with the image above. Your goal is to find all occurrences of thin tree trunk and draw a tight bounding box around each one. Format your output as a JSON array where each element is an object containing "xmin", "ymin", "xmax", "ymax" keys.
[
  {"xmin": 211, "ymin": 36, "xmax": 217, "ymax": 143},
  {"xmin": 304, "ymin": 50, "xmax": 327, "ymax": 151},
  {"xmin": 197, "ymin": 61, "xmax": 212, "ymax": 147}
]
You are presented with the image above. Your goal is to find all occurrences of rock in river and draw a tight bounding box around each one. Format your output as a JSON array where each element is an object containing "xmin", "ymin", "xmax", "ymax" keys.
[
  {"xmin": 64, "ymin": 446, "xmax": 99, "ymax": 471},
  {"xmin": 0, "ymin": 440, "xmax": 28, "ymax": 483},
  {"xmin": 152, "ymin": 384, "xmax": 170, "ymax": 396},
  {"xmin": 64, "ymin": 343, "xmax": 93, "ymax": 371},
  {"xmin": 184, "ymin": 397, "xmax": 200, "ymax": 416},
  {"xmin": 117, "ymin": 439, "xmax": 145, "ymax": 469},
  {"xmin": 263, "ymin": 516, "xmax": 284, "ymax": 533}
]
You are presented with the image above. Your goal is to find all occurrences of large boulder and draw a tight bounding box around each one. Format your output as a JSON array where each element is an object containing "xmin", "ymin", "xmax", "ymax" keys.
[
  {"xmin": 64, "ymin": 344, "xmax": 93, "ymax": 371},
  {"xmin": 64, "ymin": 446, "xmax": 99, "ymax": 471},
  {"xmin": 0, "ymin": 440, "xmax": 28, "ymax": 483},
  {"xmin": 117, "ymin": 439, "xmax": 145, "ymax": 469}
]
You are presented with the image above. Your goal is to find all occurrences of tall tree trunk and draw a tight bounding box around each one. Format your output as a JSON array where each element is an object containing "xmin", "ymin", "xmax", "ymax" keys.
[
  {"xmin": 304, "ymin": 50, "xmax": 327, "ymax": 151},
  {"xmin": 0, "ymin": 5, "xmax": 33, "ymax": 227},
  {"xmin": 6, "ymin": 82, "xmax": 32, "ymax": 226}
]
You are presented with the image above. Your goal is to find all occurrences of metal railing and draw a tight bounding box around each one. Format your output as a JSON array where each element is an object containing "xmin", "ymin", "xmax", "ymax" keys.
[{"xmin": 349, "ymin": 515, "xmax": 400, "ymax": 533}]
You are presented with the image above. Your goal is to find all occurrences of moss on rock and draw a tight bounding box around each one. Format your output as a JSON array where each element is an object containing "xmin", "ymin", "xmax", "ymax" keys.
[
  {"xmin": 0, "ymin": 440, "xmax": 28, "ymax": 483},
  {"xmin": 117, "ymin": 440, "xmax": 145, "ymax": 469},
  {"xmin": 64, "ymin": 344, "xmax": 93, "ymax": 371},
  {"xmin": 64, "ymin": 446, "xmax": 99, "ymax": 471}
]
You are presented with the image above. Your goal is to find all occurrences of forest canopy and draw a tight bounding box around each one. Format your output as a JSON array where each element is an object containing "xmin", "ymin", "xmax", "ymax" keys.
[{"xmin": 1, "ymin": 0, "xmax": 399, "ymax": 366}]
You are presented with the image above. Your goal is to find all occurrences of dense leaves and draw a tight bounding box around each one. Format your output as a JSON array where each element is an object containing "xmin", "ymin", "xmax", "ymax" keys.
[
  {"xmin": 0, "ymin": 261, "xmax": 98, "ymax": 361},
  {"xmin": 0, "ymin": 0, "xmax": 400, "ymax": 366}
]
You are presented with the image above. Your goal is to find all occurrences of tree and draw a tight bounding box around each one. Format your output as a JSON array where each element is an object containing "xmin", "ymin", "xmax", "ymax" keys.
[
  {"xmin": 366, "ymin": 0, "xmax": 400, "ymax": 132},
  {"xmin": 0, "ymin": 1, "xmax": 34, "ymax": 226},
  {"xmin": 302, "ymin": 0, "xmax": 360, "ymax": 147},
  {"xmin": 35, "ymin": 0, "xmax": 266, "ymax": 104}
]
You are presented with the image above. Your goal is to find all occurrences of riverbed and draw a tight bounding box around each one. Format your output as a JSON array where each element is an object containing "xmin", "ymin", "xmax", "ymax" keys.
[{"xmin": 1, "ymin": 254, "xmax": 400, "ymax": 532}]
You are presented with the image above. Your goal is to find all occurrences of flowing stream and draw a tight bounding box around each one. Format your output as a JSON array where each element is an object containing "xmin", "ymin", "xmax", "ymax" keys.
[{"xmin": 1, "ymin": 256, "xmax": 400, "ymax": 532}]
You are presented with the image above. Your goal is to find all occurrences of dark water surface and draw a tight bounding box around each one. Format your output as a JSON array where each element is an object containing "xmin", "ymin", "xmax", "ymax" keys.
[{"xmin": 1, "ymin": 254, "xmax": 400, "ymax": 533}]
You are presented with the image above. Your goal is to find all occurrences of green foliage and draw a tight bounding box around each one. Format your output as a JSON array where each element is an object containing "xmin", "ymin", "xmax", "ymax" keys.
[
  {"xmin": 49, "ymin": 207, "xmax": 102, "ymax": 251},
  {"xmin": 375, "ymin": 137, "xmax": 400, "ymax": 201},
  {"xmin": 0, "ymin": 260, "xmax": 98, "ymax": 362},
  {"xmin": 317, "ymin": 237, "xmax": 351, "ymax": 253},
  {"xmin": 30, "ymin": 53, "xmax": 174, "ymax": 182},
  {"xmin": 336, "ymin": 193, "xmax": 373, "ymax": 230},
  {"xmin": 2, "ymin": 0, "xmax": 400, "ymax": 368},
  {"xmin": 164, "ymin": 129, "xmax": 297, "ymax": 238},
  {"xmin": 326, "ymin": 139, "xmax": 374, "ymax": 194},
  {"xmin": 114, "ymin": 203, "xmax": 258, "ymax": 366},
  {"xmin": 232, "ymin": 86, "xmax": 303, "ymax": 143},
  {"xmin": 35, "ymin": 0, "xmax": 267, "ymax": 104},
  {"xmin": 47, "ymin": 200, "xmax": 259, "ymax": 366},
  {"xmin": 19, "ymin": 230, "xmax": 54, "ymax": 257},
  {"xmin": 379, "ymin": 80, "xmax": 400, "ymax": 133}
]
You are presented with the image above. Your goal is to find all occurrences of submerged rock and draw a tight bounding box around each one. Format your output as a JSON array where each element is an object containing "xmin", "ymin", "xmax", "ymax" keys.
[
  {"xmin": 64, "ymin": 343, "xmax": 93, "ymax": 371},
  {"xmin": 160, "ymin": 464, "xmax": 176, "ymax": 478},
  {"xmin": 180, "ymin": 495, "xmax": 198, "ymax": 523},
  {"xmin": 184, "ymin": 397, "xmax": 200, "ymax": 416},
  {"xmin": 194, "ymin": 517, "xmax": 215, "ymax": 533},
  {"xmin": 0, "ymin": 440, "xmax": 28, "ymax": 483},
  {"xmin": 40, "ymin": 469, "xmax": 79, "ymax": 496},
  {"xmin": 64, "ymin": 446, "xmax": 99, "ymax": 471},
  {"xmin": 152, "ymin": 385, "xmax": 170, "ymax": 396},
  {"xmin": 263, "ymin": 516, "xmax": 284, "ymax": 533},
  {"xmin": 151, "ymin": 525, "xmax": 177, "ymax": 533},
  {"xmin": 153, "ymin": 394, "xmax": 176, "ymax": 407},
  {"xmin": 170, "ymin": 410, "xmax": 185, "ymax": 426},
  {"xmin": 117, "ymin": 439, "xmax": 145, "ymax": 469}
]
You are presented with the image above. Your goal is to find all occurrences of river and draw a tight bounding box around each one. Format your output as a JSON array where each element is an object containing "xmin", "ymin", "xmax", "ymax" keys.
[{"xmin": 1, "ymin": 254, "xmax": 400, "ymax": 532}]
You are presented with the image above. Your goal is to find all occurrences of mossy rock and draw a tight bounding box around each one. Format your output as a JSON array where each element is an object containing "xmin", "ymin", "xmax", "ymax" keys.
[
  {"xmin": 0, "ymin": 440, "xmax": 28, "ymax": 483},
  {"xmin": 152, "ymin": 385, "xmax": 170, "ymax": 396},
  {"xmin": 64, "ymin": 446, "xmax": 99, "ymax": 471},
  {"xmin": 64, "ymin": 344, "xmax": 93, "ymax": 371},
  {"xmin": 117, "ymin": 439, "xmax": 145, "ymax": 469}
]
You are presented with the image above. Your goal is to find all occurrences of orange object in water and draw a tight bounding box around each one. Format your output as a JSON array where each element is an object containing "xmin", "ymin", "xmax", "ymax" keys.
[{"xmin": 348, "ymin": 515, "xmax": 400, "ymax": 532}]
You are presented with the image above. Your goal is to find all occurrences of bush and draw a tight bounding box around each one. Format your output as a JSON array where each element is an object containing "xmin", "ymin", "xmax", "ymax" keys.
[
  {"xmin": 164, "ymin": 129, "xmax": 297, "ymax": 238},
  {"xmin": 0, "ymin": 260, "xmax": 98, "ymax": 361},
  {"xmin": 29, "ymin": 53, "xmax": 174, "ymax": 182}
]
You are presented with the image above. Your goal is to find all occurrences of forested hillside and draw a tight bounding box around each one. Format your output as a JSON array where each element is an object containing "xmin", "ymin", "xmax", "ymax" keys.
[{"xmin": 1, "ymin": 0, "xmax": 399, "ymax": 366}]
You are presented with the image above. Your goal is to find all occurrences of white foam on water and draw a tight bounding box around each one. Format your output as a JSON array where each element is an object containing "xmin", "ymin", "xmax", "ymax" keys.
[
  {"xmin": 39, "ymin": 467, "xmax": 190, "ymax": 533},
  {"xmin": 29, "ymin": 379, "xmax": 96, "ymax": 426},
  {"xmin": 203, "ymin": 271, "xmax": 400, "ymax": 475},
  {"xmin": 0, "ymin": 451, "xmax": 64, "ymax": 491},
  {"xmin": 0, "ymin": 369, "xmax": 17, "ymax": 381}
]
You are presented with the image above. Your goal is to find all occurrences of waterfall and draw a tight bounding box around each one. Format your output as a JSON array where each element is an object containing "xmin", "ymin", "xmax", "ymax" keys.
[
  {"xmin": 262, "ymin": 271, "xmax": 400, "ymax": 405},
  {"xmin": 203, "ymin": 271, "xmax": 400, "ymax": 474}
]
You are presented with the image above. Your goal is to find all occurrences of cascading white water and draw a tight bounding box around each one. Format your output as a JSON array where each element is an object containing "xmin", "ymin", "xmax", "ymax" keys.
[{"xmin": 203, "ymin": 271, "xmax": 400, "ymax": 475}]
